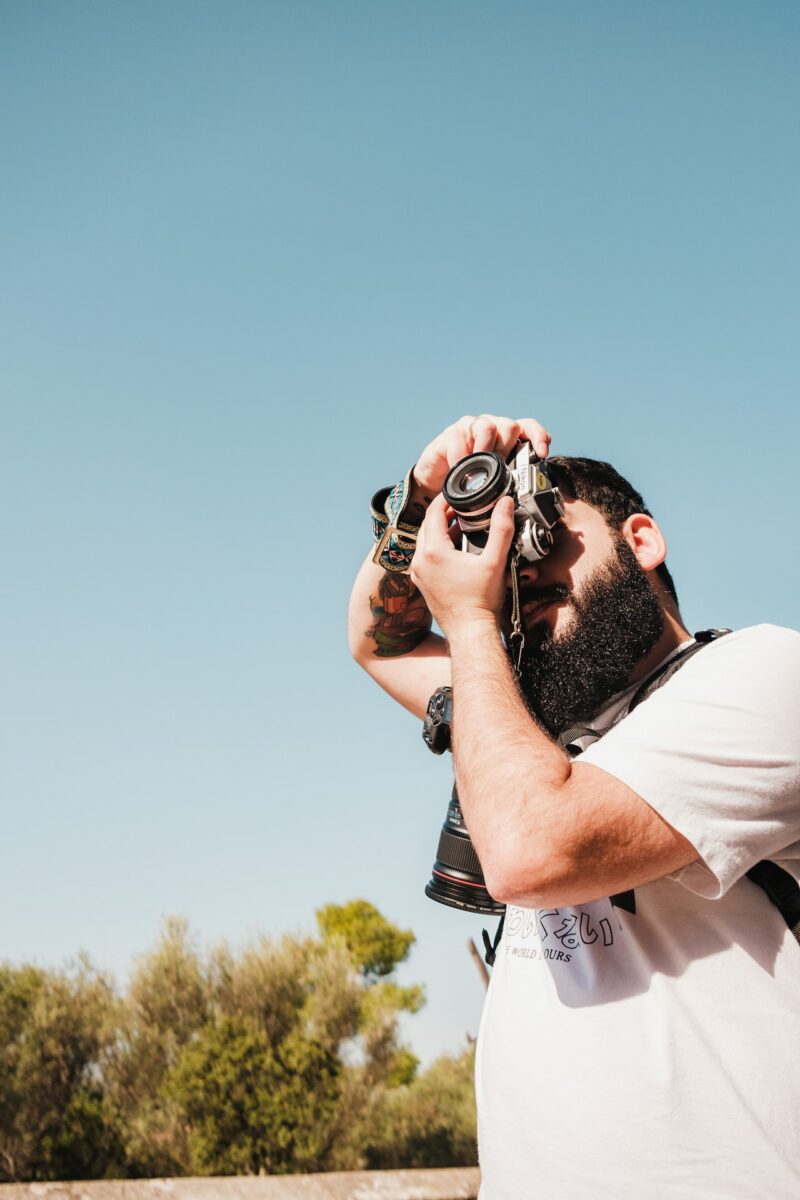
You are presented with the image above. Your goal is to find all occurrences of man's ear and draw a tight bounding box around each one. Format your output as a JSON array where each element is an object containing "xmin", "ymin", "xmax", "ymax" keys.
[{"xmin": 620, "ymin": 513, "xmax": 667, "ymax": 573}]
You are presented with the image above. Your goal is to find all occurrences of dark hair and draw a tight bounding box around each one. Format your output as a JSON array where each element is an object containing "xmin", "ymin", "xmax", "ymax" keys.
[{"xmin": 547, "ymin": 456, "xmax": 679, "ymax": 606}]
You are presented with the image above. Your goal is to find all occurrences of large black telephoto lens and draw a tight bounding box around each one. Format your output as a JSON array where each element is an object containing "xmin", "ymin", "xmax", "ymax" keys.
[{"xmin": 425, "ymin": 784, "xmax": 506, "ymax": 916}]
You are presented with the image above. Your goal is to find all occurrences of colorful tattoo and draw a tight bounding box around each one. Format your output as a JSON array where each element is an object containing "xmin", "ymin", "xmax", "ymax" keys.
[{"xmin": 366, "ymin": 574, "xmax": 432, "ymax": 657}]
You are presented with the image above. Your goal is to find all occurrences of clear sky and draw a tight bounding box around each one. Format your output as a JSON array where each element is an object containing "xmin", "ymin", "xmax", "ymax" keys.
[{"xmin": 2, "ymin": 0, "xmax": 799, "ymax": 1065}]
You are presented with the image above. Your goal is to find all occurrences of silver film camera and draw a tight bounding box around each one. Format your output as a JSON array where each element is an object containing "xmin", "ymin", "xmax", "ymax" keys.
[{"xmin": 442, "ymin": 442, "xmax": 564, "ymax": 561}]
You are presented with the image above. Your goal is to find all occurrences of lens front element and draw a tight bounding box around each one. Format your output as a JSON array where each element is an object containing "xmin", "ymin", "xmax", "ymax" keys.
[
  {"xmin": 443, "ymin": 452, "xmax": 509, "ymax": 514},
  {"xmin": 461, "ymin": 466, "xmax": 490, "ymax": 493}
]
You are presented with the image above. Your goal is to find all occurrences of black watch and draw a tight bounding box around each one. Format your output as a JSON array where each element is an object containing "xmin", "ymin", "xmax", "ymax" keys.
[{"xmin": 422, "ymin": 686, "xmax": 453, "ymax": 755}]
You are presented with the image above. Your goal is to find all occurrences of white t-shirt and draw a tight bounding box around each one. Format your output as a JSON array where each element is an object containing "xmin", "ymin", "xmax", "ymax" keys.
[{"xmin": 476, "ymin": 625, "xmax": 800, "ymax": 1200}]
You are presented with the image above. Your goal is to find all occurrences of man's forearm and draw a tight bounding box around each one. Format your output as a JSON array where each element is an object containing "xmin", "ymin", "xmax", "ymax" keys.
[
  {"xmin": 348, "ymin": 480, "xmax": 451, "ymax": 717},
  {"xmin": 349, "ymin": 481, "xmax": 435, "ymax": 660},
  {"xmin": 448, "ymin": 620, "xmax": 700, "ymax": 907},
  {"xmin": 448, "ymin": 620, "xmax": 573, "ymax": 902}
]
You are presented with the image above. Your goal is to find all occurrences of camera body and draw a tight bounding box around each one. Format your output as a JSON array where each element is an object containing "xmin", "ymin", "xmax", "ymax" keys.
[
  {"xmin": 422, "ymin": 685, "xmax": 452, "ymax": 755},
  {"xmin": 442, "ymin": 441, "xmax": 564, "ymax": 562}
]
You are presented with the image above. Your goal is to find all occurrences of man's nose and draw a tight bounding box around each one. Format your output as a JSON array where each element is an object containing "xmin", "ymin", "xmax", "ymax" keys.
[
  {"xmin": 506, "ymin": 562, "xmax": 541, "ymax": 590},
  {"xmin": 517, "ymin": 562, "xmax": 542, "ymax": 584}
]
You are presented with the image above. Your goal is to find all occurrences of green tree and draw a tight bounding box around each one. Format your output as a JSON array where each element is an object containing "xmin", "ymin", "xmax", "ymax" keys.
[
  {"xmin": 0, "ymin": 959, "xmax": 124, "ymax": 1182},
  {"xmin": 363, "ymin": 1045, "xmax": 478, "ymax": 1169},
  {"xmin": 105, "ymin": 916, "xmax": 209, "ymax": 1175},
  {"xmin": 167, "ymin": 1017, "xmax": 340, "ymax": 1174},
  {"xmin": 317, "ymin": 899, "xmax": 415, "ymax": 978},
  {"xmin": 1, "ymin": 902, "xmax": 477, "ymax": 1180}
]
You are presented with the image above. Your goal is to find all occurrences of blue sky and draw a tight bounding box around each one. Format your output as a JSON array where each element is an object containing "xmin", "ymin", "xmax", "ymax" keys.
[{"xmin": 2, "ymin": 0, "xmax": 798, "ymax": 1064}]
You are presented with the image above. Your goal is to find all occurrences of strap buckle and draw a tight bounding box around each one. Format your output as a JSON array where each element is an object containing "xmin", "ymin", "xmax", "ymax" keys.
[{"xmin": 372, "ymin": 524, "xmax": 418, "ymax": 573}]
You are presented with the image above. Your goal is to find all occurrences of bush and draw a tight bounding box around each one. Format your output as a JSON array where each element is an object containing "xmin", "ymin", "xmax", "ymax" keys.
[{"xmin": 0, "ymin": 903, "xmax": 477, "ymax": 1179}]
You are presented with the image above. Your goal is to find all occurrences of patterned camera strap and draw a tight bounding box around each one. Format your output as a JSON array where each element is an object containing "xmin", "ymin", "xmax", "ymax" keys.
[{"xmin": 370, "ymin": 470, "xmax": 420, "ymax": 574}]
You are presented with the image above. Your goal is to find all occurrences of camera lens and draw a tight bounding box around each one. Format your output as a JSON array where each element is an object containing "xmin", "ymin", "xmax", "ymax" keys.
[
  {"xmin": 461, "ymin": 466, "xmax": 490, "ymax": 493},
  {"xmin": 443, "ymin": 452, "xmax": 509, "ymax": 514},
  {"xmin": 425, "ymin": 784, "xmax": 506, "ymax": 917}
]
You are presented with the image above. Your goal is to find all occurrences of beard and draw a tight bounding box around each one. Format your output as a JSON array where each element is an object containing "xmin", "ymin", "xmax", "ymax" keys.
[{"xmin": 517, "ymin": 535, "xmax": 665, "ymax": 738}]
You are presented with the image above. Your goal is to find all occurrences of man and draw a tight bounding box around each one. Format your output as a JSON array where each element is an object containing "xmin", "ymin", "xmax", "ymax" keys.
[{"xmin": 348, "ymin": 415, "xmax": 800, "ymax": 1199}]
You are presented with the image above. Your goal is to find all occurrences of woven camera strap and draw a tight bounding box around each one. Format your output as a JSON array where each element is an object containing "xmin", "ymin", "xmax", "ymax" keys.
[
  {"xmin": 370, "ymin": 469, "xmax": 421, "ymax": 574},
  {"xmin": 485, "ymin": 628, "xmax": 800, "ymax": 964}
]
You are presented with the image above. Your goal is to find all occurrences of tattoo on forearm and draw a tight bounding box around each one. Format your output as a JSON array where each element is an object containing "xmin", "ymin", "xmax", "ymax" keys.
[{"xmin": 366, "ymin": 573, "xmax": 432, "ymax": 657}]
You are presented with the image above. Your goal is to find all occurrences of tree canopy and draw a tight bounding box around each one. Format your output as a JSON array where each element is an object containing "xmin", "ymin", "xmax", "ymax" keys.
[{"xmin": 0, "ymin": 903, "xmax": 477, "ymax": 1181}]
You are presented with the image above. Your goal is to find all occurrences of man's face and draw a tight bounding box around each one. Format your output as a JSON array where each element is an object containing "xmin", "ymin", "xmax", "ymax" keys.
[
  {"xmin": 510, "ymin": 499, "xmax": 619, "ymax": 638},
  {"xmin": 506, "ymin": 498, "xmax": 666, "ymax": 736}
]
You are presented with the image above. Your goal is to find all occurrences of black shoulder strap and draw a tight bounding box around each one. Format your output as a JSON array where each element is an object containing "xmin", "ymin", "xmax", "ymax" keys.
[
  {"xmin": 746, "ymin": 861, "xmax": 800, "ymax": 946},
  {"xmin": 563, "ymin": 629, "xmax": 800, "ymax": 946},
  {"xmin": 482, "ymin": 910, "xmax": 505, "ymax": 966},
  {"xmin": 556, "ymin": 631, "xmax": 732, "ymax": 754},
  {"xmin": 628, "ymin": 628, "xmax": 732, "ymax": 714}
]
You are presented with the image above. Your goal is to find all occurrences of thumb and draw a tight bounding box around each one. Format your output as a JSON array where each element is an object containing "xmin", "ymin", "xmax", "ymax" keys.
[{"xmin": 484, "ymin": 495, "xmax": 516, "ymax": 567}]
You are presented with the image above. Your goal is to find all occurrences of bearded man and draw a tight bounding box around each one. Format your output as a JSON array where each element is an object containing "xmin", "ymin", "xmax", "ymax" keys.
[{"xmin": 348, "ymin": 414, "xmax": 800, "ymax": 1200}]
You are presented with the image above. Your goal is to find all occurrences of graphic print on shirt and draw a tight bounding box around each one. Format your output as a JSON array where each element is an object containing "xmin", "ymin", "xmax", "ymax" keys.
[{"xmin": 504, "ymin": 899, "xmax": 623, "ymax": 967}]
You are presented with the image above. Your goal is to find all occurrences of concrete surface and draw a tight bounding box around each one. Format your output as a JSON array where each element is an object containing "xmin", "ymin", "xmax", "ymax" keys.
[{"xmin": 0, "ymin": 1169, "xmax": 480, "ymax": 1200}]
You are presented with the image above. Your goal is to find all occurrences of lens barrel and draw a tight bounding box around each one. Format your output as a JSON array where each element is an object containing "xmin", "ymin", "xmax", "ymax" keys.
[
  {"xmin": 443, "ymin": 452, "xmax": 510, "ymax": 515},
  {"xmin": 425, "ymin": 785, "xmax": 506, "ymax": 916}
]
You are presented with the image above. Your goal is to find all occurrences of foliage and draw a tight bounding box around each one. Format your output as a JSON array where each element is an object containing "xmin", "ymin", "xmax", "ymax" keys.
[
  {"xmin": 0, "ymin": 901, "xmax": 477, "ymax": 1180},
  {"xmin": 317, "ymin": 899, "xmax": 415, "ymax": 978},
  {"xmin": 0, "ymin": 959, "xmax": 125, "ymax": 1181},
  {"xmin": 167, "ymin": 1018, "xmax": 340, "ymax": 1175},
  {"xmin": 362, "ymin": 1046, "xmax": 478, "ymax": 1169}
]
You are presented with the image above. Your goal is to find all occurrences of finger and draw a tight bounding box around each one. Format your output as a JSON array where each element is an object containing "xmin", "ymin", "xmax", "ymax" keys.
[
  {"xmin": 516, "ymin": 419, "xmax": 551, "ymax": 459},
  {"xmin": 473, "ymin": 414, "xmax": 544, "ymax": 461},
  {"xmin": 443, "ymin": 501, "xmax": 462, "ymax": 546},
  {"xmin": 414, "ymin": 416, "xmax": 476, "ymax": 492},
  {"xmin": 470, "ymin": 415, "xmax": 500, "ymax": 454},
  {"xmin": 452, "ymin": 414, "xmax": 478, "ymax": 451},
  {"xmin": 488, "ymin": 417, "xmax": 523, "ymax": 458},
  {"xmin": 445, "ymin": 426, "xmax": 472, "ymax": 467},
  {"xmin": 419, "ymin": 492, "xmax": 457, "ymax": 554},
  {"xmin": 482, "ymin": 495, "xmax": 516, "ymax": 569}
]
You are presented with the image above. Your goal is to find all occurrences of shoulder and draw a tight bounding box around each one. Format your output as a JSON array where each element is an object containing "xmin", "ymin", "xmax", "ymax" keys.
[
  {"xmin": 580, "ymin": 626, "xmax": 800, "ymax": 896},
  {"xmin": 702, "ymin": 624, "xmax": 800, "ymax": 655},
  {"xmin": 639, "ymin": 624, "xmax": 800, "ymax": 741},
  {"xmin": 674, "ymin": 624, "xmax": 800, "ymax": 692}
]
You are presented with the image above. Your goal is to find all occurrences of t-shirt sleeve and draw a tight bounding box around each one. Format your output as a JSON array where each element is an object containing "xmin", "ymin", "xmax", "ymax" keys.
[{"xmin": 578, "ymin": 625, "xmax": 800, "ymax": 899}]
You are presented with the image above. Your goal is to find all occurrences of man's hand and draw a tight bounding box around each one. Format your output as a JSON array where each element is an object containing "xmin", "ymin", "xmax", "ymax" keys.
[
  {"xmin": 349, "ymin": 411, "xmax": 551, "ymax": 718},
  {"xmin": 410, "ymin": 493, "xmax": 517, "ymax": 639},
  {"xmin": 412, "ymin": 414, "xmax": 551, "ymax": 498}
]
